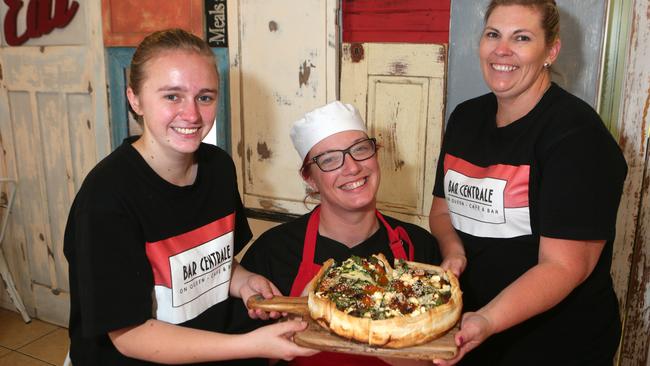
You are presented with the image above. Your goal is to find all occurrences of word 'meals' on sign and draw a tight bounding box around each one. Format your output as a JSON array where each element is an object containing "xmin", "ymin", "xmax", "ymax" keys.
[
  {"xmin": 205, "ymin": 0, "xmax": 227, "ymax": 48},
  {"xmin": 3, "ymin": 0, "xmax": 79, "ymax": 46}
]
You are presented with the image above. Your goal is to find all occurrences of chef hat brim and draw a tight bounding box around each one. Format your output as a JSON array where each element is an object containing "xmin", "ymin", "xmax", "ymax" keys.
[{"xmin": 290, "ymin": 101, "xmax": 367, "ymax": 161}]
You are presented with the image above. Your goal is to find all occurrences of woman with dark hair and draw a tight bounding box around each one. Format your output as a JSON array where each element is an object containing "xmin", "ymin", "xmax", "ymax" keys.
[
  {"xmin": 429, "ymin": 1, "xmax": 627, "ymax": 365},
  {"xmin": 233, "ymin": 101, "xmax": 440, "ymax": 366}
]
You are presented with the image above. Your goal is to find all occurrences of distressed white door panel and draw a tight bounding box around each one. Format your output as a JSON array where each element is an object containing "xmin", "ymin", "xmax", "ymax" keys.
[
  {"xmin": 6, "ymin": 91, "xmax": 51, "ymax": 288},
  {"xmin": 33, "ymin": 283, "xmax": 69, "ymax": 326},
  {"xmin": 367, "ymin": 76, "xmax": 429, "ymax": 212},
  {"xmin": 9, "ymin": 91, "xmax": 61, "ymax": 291},
  {"xmin": 1, "ymin": 47, "xmax": 92, "ymax": 92},
  {"xmin": 229, "ymin": 0, "xmax": 338, "ymax": 215},
  {"xmin": 0, "ymin": 90, "xmax": 35, "ymax": 313},
  {"xmin": 38, "ymin": 93, "xmax": 76, "ymax": 290},
  {"xmin": 366, "ymin": 43, "xmax": 446, "ymax": 77},
  {"xmin": 341, "ymin": 43, "xmax": 446, "ymax": 228},
  {"xmin": 0, "ymin": 2, "xmax": 109, "ymax": 323},
  {"xmin": 67, "ymin": 94, "xmax": 98, "ymax": 188},
  {"xmin": 423, "ymin": 77, "xmax": 445, "ymax": 223}
]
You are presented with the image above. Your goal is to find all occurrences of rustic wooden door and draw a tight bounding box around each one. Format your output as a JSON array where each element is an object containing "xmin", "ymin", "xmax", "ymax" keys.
[
  {"xmin": 340, "ymin": 43, "xmax": 446, "ymax": 228},
  {"xmin": 227, "ymin": 0, "xmax": 338, "ymax": 217},
  {"xmin": 0, "ymin": 1, "xmax": 110, "ymax": 326},
  {"xmin": 612, "ymin": 0, "xmax": 650, "ymax": 363},
  {"xmin": 338, "ymin": 1, "xmax": 449, "ymax": 228}
]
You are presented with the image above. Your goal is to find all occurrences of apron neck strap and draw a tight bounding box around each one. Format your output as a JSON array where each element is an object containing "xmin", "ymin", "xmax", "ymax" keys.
[
  {"xmin": 302, "ymin": 207, "xmax": 415, "ymax": 263},
  {"xmin": 376, "ymin": 210, "xmax": 415, "ymax": 261},
  {"xmin": 302, "ymin": 205, "xmax": 321, "ymax": 262}
]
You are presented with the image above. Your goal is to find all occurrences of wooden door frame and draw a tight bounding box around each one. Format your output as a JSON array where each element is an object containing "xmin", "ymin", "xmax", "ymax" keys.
[{"xmin": 600, "ymin": 0, "xmax": 650, "ymax": 364}]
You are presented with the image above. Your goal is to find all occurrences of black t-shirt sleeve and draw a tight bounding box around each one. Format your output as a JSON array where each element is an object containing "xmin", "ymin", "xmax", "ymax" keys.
[
  {"xmin": 71, "ymin": 192, "xmax": 153, "ymax": 337},
  {"xmin": 537, "ymin": 126, "xmax": 627, "ymax": 240}
]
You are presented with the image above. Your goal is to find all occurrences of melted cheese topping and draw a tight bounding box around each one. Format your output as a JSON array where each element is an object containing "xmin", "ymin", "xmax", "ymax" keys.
[{"xmin": 315, "ymin": 256, "xmax": 453, "ymax": 320}]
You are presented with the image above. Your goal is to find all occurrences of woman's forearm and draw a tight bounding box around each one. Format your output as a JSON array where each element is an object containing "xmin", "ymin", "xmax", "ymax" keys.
[
  {"xmin": 478, "ymin": 237, "xmax": 605, "ymax": 334},
  {"xmin": 109, "ymin": 319, "xmax": 252, "ymax": 363},
  {"xmin": 229, "ymin": 259, "xmax": 254, "ymax": 298}
]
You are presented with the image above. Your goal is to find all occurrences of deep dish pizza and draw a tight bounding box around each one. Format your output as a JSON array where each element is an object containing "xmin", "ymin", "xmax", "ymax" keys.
[{"xmin": 305, "ymin": 254, "xmax": 462, "ymax": 348}]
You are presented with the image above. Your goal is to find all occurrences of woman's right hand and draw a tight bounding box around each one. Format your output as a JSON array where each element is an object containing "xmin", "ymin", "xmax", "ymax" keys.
[
  {"xmin": 433, "ymin": 312, "xmax": 493, "ymax": 366},
  {"xmin": 248, "ymin": 320, "xmax": 319, "ymax": 361},
  {"xmin": 441, "ymin": 252, "xmax": 467, "ymax": 278}
]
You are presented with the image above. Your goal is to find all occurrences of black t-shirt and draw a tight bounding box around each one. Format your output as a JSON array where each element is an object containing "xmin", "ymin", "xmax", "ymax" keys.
[
  {"xmin": 432, "ymin": 83, "xmax": 627, "ymax": 366},
  {"xmin": 64, "ymin": 137, "xmax": 252, "ymax": 365},
  {"xmin": 228, "ymin": 211, "xmax": 441, "ymax": 334}
]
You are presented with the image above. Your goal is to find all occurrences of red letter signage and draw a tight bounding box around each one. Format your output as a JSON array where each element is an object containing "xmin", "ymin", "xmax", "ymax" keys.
[{"xmin": 3, "ymin": 0, "xmax": 79, "ymax": 46}]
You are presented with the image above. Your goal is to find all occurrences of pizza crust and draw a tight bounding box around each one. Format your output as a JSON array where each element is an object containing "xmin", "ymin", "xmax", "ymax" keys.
[{"xmin": 306, "ymin": 255, "xmax": 462, "ymax": 348}]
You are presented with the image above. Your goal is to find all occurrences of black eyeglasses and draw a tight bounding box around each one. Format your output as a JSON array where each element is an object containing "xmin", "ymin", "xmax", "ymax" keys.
[{"xmin": 307, "ymin": 138, "xmax": 377, "ymax": 172}]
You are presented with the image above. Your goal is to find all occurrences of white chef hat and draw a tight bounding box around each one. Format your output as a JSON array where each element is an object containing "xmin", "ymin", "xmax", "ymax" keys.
[{"xmin": 290, "ymin": 101, "xmax": 367, "ymax": 161}]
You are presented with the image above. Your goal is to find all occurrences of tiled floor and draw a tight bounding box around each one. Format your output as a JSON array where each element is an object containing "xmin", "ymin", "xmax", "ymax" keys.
[{"xmin": 0, "ymin": 308, "xmax": 69, "ymax": 366}]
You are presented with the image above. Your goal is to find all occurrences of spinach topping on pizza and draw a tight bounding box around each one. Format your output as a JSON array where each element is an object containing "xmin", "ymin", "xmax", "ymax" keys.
[{"xmin": 315, "ymin": 255, "xmax": 454, "ymax": 320}]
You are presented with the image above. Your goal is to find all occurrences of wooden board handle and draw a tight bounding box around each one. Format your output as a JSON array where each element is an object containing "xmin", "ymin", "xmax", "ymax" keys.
[{"xmin": 246, "ymin": 295, "xmax": 309, "ymax": 316}]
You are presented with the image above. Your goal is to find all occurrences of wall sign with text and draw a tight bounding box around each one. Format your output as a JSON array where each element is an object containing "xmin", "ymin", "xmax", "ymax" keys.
[
  {"xmin": 204, "ymin": 0, "xmax": 227, "ymax": 47},
  {"xmin": 2, "ymin": 0, "xmax": 79, "ymax": 46}
]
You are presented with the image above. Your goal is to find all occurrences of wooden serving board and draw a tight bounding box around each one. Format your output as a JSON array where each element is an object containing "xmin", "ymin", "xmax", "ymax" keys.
[{"xmin": 247, "ymin": 295, "xmax": 458, "ymax": 360}]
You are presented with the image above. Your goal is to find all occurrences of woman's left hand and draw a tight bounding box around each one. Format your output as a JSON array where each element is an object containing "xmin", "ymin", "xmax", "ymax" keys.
[
  {"xmin": 230, "ymin": 261, "xmax": 286, "ymax": 320},
  {"xmin": 433, "ymin": 312, "xmax": 493, "ymax": 366},
  {"xmin": 440, "ymin": 253, "xmax": 467, "ymax": 278},
  {"xmin": 240, "ymin": 273, "xmax": 285, "ymax": 320}
]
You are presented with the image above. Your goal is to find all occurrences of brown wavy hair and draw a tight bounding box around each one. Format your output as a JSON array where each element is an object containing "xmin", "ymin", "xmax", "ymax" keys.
[{"xmin": 484, "ymin": 0, "xmax": 560, "ymax": 45}]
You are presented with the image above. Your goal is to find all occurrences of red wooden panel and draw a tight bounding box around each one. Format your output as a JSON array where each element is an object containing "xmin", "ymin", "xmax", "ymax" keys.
[
  {"xmin": 344, "ymin": 0, "xmax": 450, "ymax": 11},
  {"xmin": 102, "ymin": 0, "xmax": 204, "ymax": 47},
  {"xmin": 345, "ymin": 11, "xmax": 450, "ymax": 31},
  {"xmin": 343, "ymin": 0, "xmax": 450, "ymax": 44}
]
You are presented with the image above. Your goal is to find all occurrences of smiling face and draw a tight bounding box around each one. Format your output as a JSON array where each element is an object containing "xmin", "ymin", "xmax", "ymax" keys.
[
  {"xmin": 127, "ymin": 50, "xmax": 218, "ymax": 158},
  {"xmin": 479, "ymin": 4, "xmax": 560, "ymax": 103},
  {"xmin": 304, "ymin": 130, "xmax": 380, "ymax": 215}
]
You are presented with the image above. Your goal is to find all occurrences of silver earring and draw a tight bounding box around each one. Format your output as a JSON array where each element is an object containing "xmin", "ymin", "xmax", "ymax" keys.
[{"xmin": 543, "ymin": 62, "xmax": 551, "ymax": 68}]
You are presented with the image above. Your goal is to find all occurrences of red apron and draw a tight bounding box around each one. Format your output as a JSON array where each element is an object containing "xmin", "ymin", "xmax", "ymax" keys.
[{"xmin": 289, "ymin": 206, "xmax": 415, "ymax": 366}]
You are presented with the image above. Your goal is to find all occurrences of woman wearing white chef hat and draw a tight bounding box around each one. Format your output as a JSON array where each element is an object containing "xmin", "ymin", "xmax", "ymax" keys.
[{"xmin": 230, "ymin": 101, "xmax": 441, "ymax": 366}]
